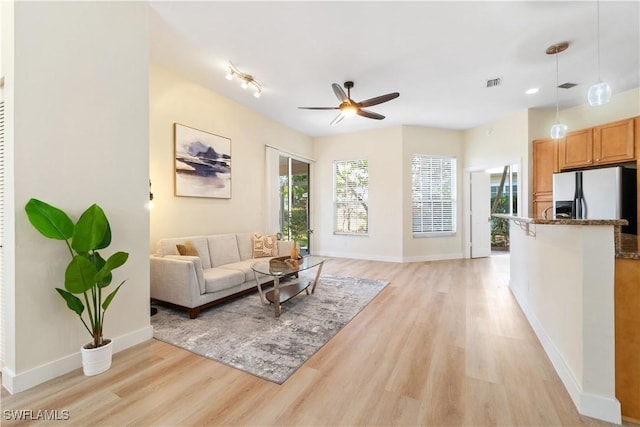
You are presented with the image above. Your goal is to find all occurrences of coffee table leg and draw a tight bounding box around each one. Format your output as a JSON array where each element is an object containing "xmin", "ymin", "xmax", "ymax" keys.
[
  {"xmin": 310, "ymin": 261, "xmax": 324, "ymax": 294},
  {"xmin": 274, "ymin": 276, "xmax": 281, "ymax": 318}
]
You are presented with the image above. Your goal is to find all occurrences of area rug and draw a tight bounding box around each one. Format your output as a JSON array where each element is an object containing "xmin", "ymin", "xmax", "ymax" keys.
[{"xmin": 151, "ymin": 275, "xmax": 389, "ymax": 384}]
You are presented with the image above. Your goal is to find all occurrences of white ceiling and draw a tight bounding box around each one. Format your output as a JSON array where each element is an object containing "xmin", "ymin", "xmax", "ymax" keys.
[{"xmin": 149, "ymin": 1, "xmax": 640, "ymax": 138}]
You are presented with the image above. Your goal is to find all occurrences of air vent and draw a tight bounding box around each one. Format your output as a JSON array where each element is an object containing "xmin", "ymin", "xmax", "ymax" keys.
[
  {"xmin": 558, "ymin": 82, "xmax": 578, "ymax": 89},
  {"xmin": 486, "ymin": 78, "xmax": 502, "ymax": 88}
]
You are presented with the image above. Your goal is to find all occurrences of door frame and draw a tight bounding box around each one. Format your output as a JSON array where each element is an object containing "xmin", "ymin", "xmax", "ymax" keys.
[
  {"xmin": 267, "ymin": 145, "xmax": 315, "ymax": 253},
  {"xmin": 463, "ymin": 158, "xmax": 522, "ymax": 259}
]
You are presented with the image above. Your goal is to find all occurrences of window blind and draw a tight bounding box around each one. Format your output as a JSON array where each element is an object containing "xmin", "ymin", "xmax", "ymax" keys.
[
  {"xmin": 334, "ymin": 159, "xmax": 368, "ymax": 234},
  {"xmin": 411, "ymin": 155, "xmax": 457, "ymax": 235}
]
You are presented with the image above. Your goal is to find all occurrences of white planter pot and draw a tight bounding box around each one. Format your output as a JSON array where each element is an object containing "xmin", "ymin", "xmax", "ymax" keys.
[{"xmin": 80, "ymin": 339, "xmax": 113, "ymax": 376}]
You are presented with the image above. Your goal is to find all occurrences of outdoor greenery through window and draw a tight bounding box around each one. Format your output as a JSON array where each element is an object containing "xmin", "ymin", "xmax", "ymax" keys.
[
  {"xmin": 334, "ymin": 159, "xmax": 368, "ymax": 234},
  {"xmin": 411, "ymin": 155, "xmax": 457, "ymax": 236}
]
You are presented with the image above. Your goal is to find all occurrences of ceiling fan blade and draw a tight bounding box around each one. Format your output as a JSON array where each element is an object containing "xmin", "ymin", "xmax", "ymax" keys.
[
  {"xmin": 330, "ymin": 113, "xmax": 345, "ymax": 126},
  {"xmin": 332, "ymin": 83, "xmax": 349, "ymax": 102},
  {"xmin": 357, "ymin": 109, "xmax": 385, "ymax": 120},
  {"xmin": 298, "ymin": 106, "xmax": 340, "ymax": 110},
  {"xmin": 358, "ymin": 92, "xmax": 400, "ymax": 108}
]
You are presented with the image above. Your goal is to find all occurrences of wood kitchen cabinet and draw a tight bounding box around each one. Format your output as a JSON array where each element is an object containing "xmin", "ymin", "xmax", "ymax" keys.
[
  {"xmin": 615, "ymin": 257, "xmax": 640, "ymax": 423},
  {"xmin": 558, "ymin": 118, "xmax": 635, "ymax": 170},
  {"xmin": 532, "ymin": 137, "xmax": 558, "ymax": 218},
  {"xmin": 558, "ymin": 129, "xmax": 593, "ymax": 170},
  {"xmin": 593, "ymin": 118, "xmax": 635, "ymax": 165}
]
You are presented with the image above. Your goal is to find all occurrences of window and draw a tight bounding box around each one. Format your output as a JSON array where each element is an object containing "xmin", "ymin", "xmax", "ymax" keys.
[
  {"xmin": 334, "ymin": 159, "xmax": 368, "ymax": 234},
  {"xmin": 411, "ymin": 155, "xmax": 457, "ymax": 236}
]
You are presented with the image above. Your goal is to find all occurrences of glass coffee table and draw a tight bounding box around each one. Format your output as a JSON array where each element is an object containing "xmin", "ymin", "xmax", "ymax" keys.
[{"xmin": 251, "ymin": 256, "xmax": 325, "ymax": 318}]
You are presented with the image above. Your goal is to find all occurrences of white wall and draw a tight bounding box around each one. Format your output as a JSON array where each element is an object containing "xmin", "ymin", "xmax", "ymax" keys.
[
  {"xmin": 149, "ymin": 65, "xmax": 314, "ymax": 248},
  {"xmin": 313, "ymin": 125, "xmax": 465, "ymax": 262},
  {"xmin": 313, "ymin": 126, "xmax": 404, "ymax": 261},
  {"xmin": 3, "ymin": 1, "xmax": 151, "ymax": 393},
  {"xmin": 402, "ymin": 126, "xmax": 464, "ymax": 261},
  {"xmin": 463, "ymin": 110, "xmax": 529, "ymax": 215}
]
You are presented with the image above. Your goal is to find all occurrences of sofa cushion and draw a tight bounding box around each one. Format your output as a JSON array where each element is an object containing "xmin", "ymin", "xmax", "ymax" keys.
[
  {"xmin": 208, "ymin": 234, "xmax": 241, "ymax": 267},
  {"xmin": 202, "ymin": 268, "xmax": 245, "ymax": 293},
  {"xmin": 236, "ymin": 232, "xmax": 255, "ymax": 261},
  {"xmin": 219, "ymin": 259, "xmax": 264, "ymax": 283},
  {"xmin": 157, "ymin": 236, "xmax": 211, "ymax": 270},
  {"xmin": 252, "ymin": 233, "xmax": 278, "ymax": 257}
]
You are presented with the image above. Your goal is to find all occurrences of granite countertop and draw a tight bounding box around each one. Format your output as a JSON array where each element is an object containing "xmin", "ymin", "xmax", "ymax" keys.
[
  {"xmin": 493, "ymin": 214, "xmax": 640, "ymax": 259},
  {"xmin": 492, "ymin": 214, "xmax": 628, "ymax": 226}
]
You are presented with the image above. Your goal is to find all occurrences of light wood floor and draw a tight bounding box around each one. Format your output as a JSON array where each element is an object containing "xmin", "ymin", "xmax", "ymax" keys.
[{"xmin": 1, "ymin": 256, "xmax": 624, "ymax": 426}]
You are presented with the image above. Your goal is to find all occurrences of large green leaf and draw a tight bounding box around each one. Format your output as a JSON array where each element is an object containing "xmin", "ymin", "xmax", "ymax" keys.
[
  {"xmin": 102, "ymin": 280, "xmax": 126, "ymax": 311},
  {"xmin": 95, "ymin": 221, "xmax": 112, "ymax": 250},
  {"xmin": 65, "ymin": 256, "xmax": 98, "ymax": 294},
  {"xmin": 55, "ymin": 288, "xmax": 85, "ymax": 316},
  {"xmin": 24, "ymin": 199, "xmax": 74, "ymax": 241},
  {"xmin": 72, "ymin": 204, "xmax": 108, "ymax": 253},
  {"xmin": 95, "ymin": 252, "xmax": 129, "ymax": 288}
]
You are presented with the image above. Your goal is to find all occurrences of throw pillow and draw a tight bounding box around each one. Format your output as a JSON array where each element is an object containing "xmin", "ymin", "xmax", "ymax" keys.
[
  {"xmin": 252, "ymin": 233, "xmax": 278, "ymax": 258},
  {"xmin": 176, "ymin": 241, "xmax": 199, "ymax": 257}
]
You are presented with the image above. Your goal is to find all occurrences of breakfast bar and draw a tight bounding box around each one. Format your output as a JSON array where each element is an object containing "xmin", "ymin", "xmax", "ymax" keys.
[{"xmin": 495, "ymin": 214, "xmax": 639, "ymax": 424}]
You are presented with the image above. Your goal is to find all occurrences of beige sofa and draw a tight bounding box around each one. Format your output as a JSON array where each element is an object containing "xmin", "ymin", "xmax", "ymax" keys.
[{"xmin": 150, "ymin": 233, "xmax": 294, "ymax": 318}]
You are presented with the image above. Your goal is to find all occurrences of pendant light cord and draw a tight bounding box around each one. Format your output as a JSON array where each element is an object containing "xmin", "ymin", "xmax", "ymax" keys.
[
  {"xmin": 555, "ymin": 51, "xmax": 560, "ymax": 122},
  {"xmin": 596, "ymin": 0, "xmax": 602, "ymax": 82}
]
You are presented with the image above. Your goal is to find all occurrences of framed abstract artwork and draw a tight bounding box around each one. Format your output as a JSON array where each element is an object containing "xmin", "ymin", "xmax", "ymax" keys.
[{"xmin": 174, "ymin": 123, "xmax": 231, "ymax": 199}]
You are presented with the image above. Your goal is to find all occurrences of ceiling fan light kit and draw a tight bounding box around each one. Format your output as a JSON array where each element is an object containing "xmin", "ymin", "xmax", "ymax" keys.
[
  {"xmin": 225, "ymin": 62, "xmax": 262, "ymax": 98},
  {"xmin": 547, "ymin": 42, "xmax": 569, "ymax": 140},
  {"xmin": 299, "ymin": 80, "xmax": 399, "ymax": 125}
]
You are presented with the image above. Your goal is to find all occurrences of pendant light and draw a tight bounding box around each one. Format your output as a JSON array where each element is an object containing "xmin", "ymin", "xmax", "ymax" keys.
[
  {"xmin": 587, "ymin": 0, "xmax": 612, "ymax": 106},
  {"xmin": 547, "ymin": 42, "xmax": 569, "ymax": 139}
]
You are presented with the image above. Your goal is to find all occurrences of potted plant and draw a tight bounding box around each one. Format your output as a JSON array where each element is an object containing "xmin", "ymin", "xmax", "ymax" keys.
[{"xmin": 24, "ymin": 198, "xmax": 129, "ymax": 376}]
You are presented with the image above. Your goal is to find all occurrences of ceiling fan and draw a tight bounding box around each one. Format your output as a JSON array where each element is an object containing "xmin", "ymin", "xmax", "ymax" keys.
[{"xmin": 299, "ymin": 81, "xmax": 400, "ymax": 126}]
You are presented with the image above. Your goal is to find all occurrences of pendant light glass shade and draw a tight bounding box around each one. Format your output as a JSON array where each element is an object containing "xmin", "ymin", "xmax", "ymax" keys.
[
  {"xmin": 550, "ymin": 123, "xmax": 568, "ymax": 139},
  {"xmin": 588, "ymin": 81, "xmax": 612, "ymax": 106}
]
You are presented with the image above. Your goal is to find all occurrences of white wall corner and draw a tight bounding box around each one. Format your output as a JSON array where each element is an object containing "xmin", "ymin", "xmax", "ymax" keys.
[{"xmin": 2, "ymin": 325, "xmax": 153, "ymax": 395}]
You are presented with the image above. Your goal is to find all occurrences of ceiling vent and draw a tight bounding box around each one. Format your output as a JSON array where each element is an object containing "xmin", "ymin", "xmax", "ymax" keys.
[
  {"xmin": 558, "ymin": 82, "xmax": 578, "ymax": 89},
  {"xmin": 486, "ymin": 78, "xmax": 502, "ymax": 88}
]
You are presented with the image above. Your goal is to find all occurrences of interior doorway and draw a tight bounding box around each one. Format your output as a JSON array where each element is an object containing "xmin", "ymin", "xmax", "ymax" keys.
[
  {"xmin": 487, "ymin": 164, "xmax": 519, "ymax": 253},
  {"xmin": 279, "ymin": 156, "xmax": 311, "ymax": 255}
]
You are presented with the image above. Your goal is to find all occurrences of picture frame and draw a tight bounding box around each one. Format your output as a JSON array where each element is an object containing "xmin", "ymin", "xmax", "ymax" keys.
[{"xmin": 174, "ymin": 123, "xmax": 231, "ymax": 199}]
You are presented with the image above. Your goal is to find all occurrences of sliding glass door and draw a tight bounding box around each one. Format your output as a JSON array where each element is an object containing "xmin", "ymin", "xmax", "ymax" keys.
[{"xmin": 279, "ymin": 156, "xmax": 311, "ymax": 255}]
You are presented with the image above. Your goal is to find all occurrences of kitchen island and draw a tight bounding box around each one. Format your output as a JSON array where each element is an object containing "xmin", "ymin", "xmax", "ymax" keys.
[{"xmin": 495, "ymin": 215, "xmax": 639, "ymax": 424}]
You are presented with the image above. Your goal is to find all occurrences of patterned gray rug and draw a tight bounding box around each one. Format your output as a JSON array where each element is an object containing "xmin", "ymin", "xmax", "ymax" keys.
[{"xmin": 151, "ymin": 275, "xmax": 389, "ymax": 384}]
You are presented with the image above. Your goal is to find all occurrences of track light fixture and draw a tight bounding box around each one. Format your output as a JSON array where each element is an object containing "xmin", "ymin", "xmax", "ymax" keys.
[{"xmin": 225, "ymin": 62, "xmax": 262, "ymax": 98}]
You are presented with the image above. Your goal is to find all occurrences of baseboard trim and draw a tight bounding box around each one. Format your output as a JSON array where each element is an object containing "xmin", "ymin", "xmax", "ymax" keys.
[
  {"xmin": 2, "ymin": 325, "xmax": 153, "ymax": 395},
  {"xmin": 314, "ymin": 251, "xmax": 463, "ymax": 263},
  {"xmin": 402, "ymin": 253, "xmax": 463, "ymax": 263},
  {"xmin": 314, "ymin": 251, "xmax": 403, "ymax": 263},
  {"xmin": 509, "ymin": 282, "xmax": 621, "ymax": 424}
]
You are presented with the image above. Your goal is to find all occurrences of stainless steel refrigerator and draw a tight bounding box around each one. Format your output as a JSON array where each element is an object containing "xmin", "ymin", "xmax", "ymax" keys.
[{"xmin": 552, "ymin": 166, "xmax": 637, "ymax": 234}]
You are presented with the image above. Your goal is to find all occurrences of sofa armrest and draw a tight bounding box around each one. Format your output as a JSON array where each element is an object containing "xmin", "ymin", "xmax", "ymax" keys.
[
  {"xmin": 277, "ymin": 240, "xmax": 294, "ymax": 256},
  {"xmin": 150, "ymin": 255, "xmax": 205, "ymax": 308}
]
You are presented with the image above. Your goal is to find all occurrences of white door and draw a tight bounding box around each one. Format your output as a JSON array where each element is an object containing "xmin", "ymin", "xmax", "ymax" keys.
[{"xmin": 470, "ymin": 171, "xmax": 491, "ymax": 258}]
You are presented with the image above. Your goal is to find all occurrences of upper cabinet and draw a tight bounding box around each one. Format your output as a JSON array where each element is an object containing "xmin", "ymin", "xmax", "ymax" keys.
[
  {"xmin": 558, "ymin": 129, "xmax": 593, "ymax": 170},
  {"xmin": 558, "ymin": 118, "xmax": 635, "ymax": 170},
  {"xmin": 532, "ymin": 137, "xmax": 558, "ymax": 196},
  {"xmin": 593, "ymin": 118, "xmax": 635, "ymax": 165}
]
